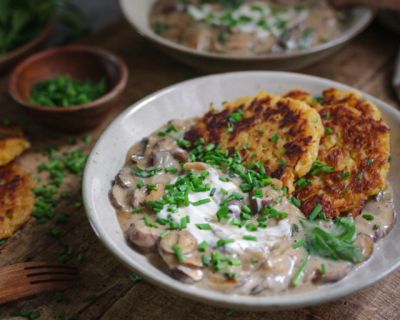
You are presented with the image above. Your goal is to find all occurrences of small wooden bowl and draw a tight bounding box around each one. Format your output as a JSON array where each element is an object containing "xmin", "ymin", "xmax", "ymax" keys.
[
  {"xmin": 9, "ymin": 45, "xmax": 129, "ymax": 133},
  {"xmin": 0, "ymin": 19, "xmax": 55, "ymax": 73}
]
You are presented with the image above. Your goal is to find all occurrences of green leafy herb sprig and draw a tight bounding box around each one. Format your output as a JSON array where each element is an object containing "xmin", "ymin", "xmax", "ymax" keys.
[
  {"xmin": 302, "ymin": 217, "xmax": 364, "ymax": 263},
  {"xmin": 0, "ymin": 0, "xmax": 53, "ymax": 54},
  {"xmin": 0, "ymin": 0, "xmax": 88, "ymax": 55}
]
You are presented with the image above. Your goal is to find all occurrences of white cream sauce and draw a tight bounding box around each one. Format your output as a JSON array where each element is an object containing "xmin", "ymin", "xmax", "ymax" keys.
[{"xmin": 157, "ymin": 167, "xmax": 293, "ymax": 255}]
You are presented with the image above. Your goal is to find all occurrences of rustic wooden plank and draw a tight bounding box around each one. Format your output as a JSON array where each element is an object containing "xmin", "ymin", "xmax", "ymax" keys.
[{"xmin": 0, "ymin": 19, "xmax": 399, "ymax": 320}]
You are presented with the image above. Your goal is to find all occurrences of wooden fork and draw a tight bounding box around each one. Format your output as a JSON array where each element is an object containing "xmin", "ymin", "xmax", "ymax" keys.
[{"xmin": 0, "ymin": 261, "xmax": 79, "ymax": 304}]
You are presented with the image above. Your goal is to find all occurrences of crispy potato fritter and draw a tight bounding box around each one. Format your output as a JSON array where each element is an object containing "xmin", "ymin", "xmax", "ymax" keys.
[
  {"xmin": 285, "ymin": 89, "xmax": 391, "ymax": 218},
  {"xmin": 0, "ymin": 164, "xmax": 35, "ymax": 239},
  {"xmin": 185, "ymin": 92, "xmax": 324, "ymax": 192},
  {"xmin": 0, "ymin": 124, "xmax": 30, "ymax": 166}
]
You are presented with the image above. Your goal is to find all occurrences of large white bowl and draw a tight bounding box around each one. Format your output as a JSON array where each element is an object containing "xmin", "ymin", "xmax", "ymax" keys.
[
  {"xmin": 83, "ymin": 72, "xmax": 400, "ymax": 310},
  {"xmin": 119, "ymin": 0, "xmax": 373, "ymax": 72}
]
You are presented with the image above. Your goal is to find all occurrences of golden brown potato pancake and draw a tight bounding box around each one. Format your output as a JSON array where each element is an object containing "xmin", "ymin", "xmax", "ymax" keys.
[
  {"xmin": 284, "ymin": 88, "xmax": 391, "ymax": 218},
  {"xmin": 0, "ymin": 124, "xmax": 30, "ymax": 166},
  {"xmin": 184, "ymin": 92, "xmax": 324, "ymax": 192},
  {"xmin": 0, "ymin": 164, "xmax": 35, "ymax": 239}
]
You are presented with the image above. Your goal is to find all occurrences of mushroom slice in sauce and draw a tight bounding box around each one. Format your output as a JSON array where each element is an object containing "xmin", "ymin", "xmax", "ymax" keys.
[
  {"xmin": 312, "ymin": 262, "xmax": 352, "ymax": 284},
  {"xmin": 131, "ymin": 188, "xmax": 147, "ymax": 208},
  {"xmin": 183, "ymin": 162, "xmax": 208, "ymax": 171},
  {"xmin": 128, "ymin": 220, "xmax": 161, "ymax": 252},
  {"xmin": 152, "ymin": 151, "xmax": 179, "ymax": 169},
  {"xmin": 250, "ymin": 186, "xmax": 281, "ymax": 213},
  {"xmin": 116, "ymin": 167, "xmax": 136, "ymax": 189},
  {"xmin": 158, "ymin": 230, "xmax": 203, "ymax": 282},
  {"xmin": 131, "ymin": 138, "xmax": 150, "ymax": 164},
  {"xmin": 109, "ymin": 185, "xmax": 130, "ymax": 211},
  {"xmin": 172, "ymin": 148, "xmax": 189, "ymax": 163},
  {"xmin": 159, "ymin": 230, "xmax": 197, "ymax": 255},
  {"xmin": 204, "ymin": 269, "xmax": 249, "ymax": 292},
  {"xmin": 144, "ymin": 184, "xmax": 165, "ymax": 202},
  {"xmin": 172, "ymin": 265, "xmax": 204, "ymax": 283},
  {"xmin": 354, "ymin": 233, "xmax": 374, "ymax": 261},
  {"xmin": 182, "ymin": 27, "xmax": 213, "ymax": 51}
]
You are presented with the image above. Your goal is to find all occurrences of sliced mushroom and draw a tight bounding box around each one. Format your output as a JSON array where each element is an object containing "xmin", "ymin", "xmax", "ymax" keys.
[
  {"xmin": 130, "ymin": 138, "xmax": 149, "ymax": 164},
  {"xmin": 182, "ymin": 28, "xmax": 212, "ymax": 51},
  {"xmin": 312, "ymin": 262, "xmax": 352, "ymax": 284},
  {"xmin": 153, "ymin": 138, "xmax": 177, "ymax": 152},
  {"xmin": 144, "ymin": 184, "xmax": 165, "ymax": 202},
  {"xmin": 109, "ymin": 185, "xmax": 130, "ymax": 210},
  {"xmin": 159, "ymin": 230, "xmax": 197, "ymax": 254},
  {"xmin": 253, "ymin": 244, "xmax": 298, "ymax": 293},
  {"xmin": 253, "ymin": 35, "xmax": 278, "ymax": 54},
  {"xmin": 127, "ymin": 220, "xmax": 160, "ymax": 251},
  {"xmin": 250, "ymin": 186, "xmax": 281, "ymax": 212},
  {"xmin": 183, "ymin": 162, "xmax": 208, "ymax": 171},
  {"xmin": 152, "ymin": 151, "xmax": 178, "ymax": 169},
  {"xmin": 158, "ymin": 230, "xmax": 201, "ymax": 281},
  {"xmin": 204, "ymin": 269, "xmax": 249, "ymax": 292},
  {"xmin": 116, "ymin": 167, "xmax": 136, "ymax": 188},
  {"xmin": 172, "ymin": 265, "xmax": 204, "ymax": 283},
  {"xmin": 172, "ymin": 148, "xmax": 189, "ymax": 163},
  {"xmin": 131, "ymin": 188, "xmax": 147, "ymax": 208},
  {"xmin": 354, "ymin": 233, "xmax": 374, "ymax": 261}
]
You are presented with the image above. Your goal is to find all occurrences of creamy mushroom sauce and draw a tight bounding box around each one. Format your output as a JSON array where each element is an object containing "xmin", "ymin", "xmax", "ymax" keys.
[
  {"xmin": 111, "ymin": 120, "xmax": 395, "ymax": 295},
  {"xmin": 150, "ymin": 0, "xmax": 347, "ymax": 56}
]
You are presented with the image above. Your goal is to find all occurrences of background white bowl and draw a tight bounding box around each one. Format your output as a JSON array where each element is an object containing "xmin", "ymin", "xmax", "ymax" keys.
[
  {"xmin": 119, "ymin": 0, "xmax": 373, "ymax": 72},
  {"xmin": 83, "ymin": 72, "xmax": 400, "ymax": 310}
]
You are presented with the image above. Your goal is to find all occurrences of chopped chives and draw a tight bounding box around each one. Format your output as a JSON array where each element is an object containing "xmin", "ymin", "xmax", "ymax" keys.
[
  {"xmin": 202, "ymin": 254, "xmax": 211, "ymax": 266},
  {"xmin": 198, "ymin": 241, "xmax": 209, "ymax": 252},
  {"xmin": 180, "ymin": 216, "xmax": 190, "ymax": 228},
  {"xmin": 217, "ymin": 238, "xmax": 234, "ymax": 247},
  {"xmin": 243, "ymin": 235, "xmax": 257, "ymax": 241},
  {"xmin": 325, "ymin": 127, "xmax": 334, "ymax": 135},
  {"xmin": 245, "ymin": 223, "xmax": 258, "ymax": 232},
  {"xmin": 321, "ymin": 263, "xmax": 327, "ymax": 275},
  {"xmin": 289, "ymin": 195, "xmax": 301, "ymax": 208},
  {"xmin": 160, "ymin": 230, "xmax": 170, "ymax": 238},
  {"xmin": 309, "ymin": 204, "xmax": 322, "ymax": 220},
  {"xmin": 292, "ymin": 239, "xmax": 305, "ymax": 249},
  {"xmin": 191, "ymin": 198, "xmax": 211, "ymax": 206},
  {"xmin": 325, "ymin": 111, "xmax": 331, "ymax": 120},
  {"xmin": 271, "ymin": 133, "xmax": 279, "ymax": 142},
  {"xmin": 196, "ymin": 223, "xmax": 212, "ymax": 230},
  {"xmin": 340, "ymin": 172, "xmax": 350, "ymax": 179},
  {"xmin": 177, "ymin": 139, "xmax": 190, "ymax": 149},
  {"xmin": 362, "ymin": 214, "xmax": 374, "ymax": 221},
  {"xmin": 291, "ymin": 255, "xmax": 309, "ymax": 287},
  {"xmin": 209, "ymin": 187, "xmax": 216, "ymax": 197},
  {"xmin": 143, "ymin": 215, "xmax": 158, "ymax": 228},
  {"xmin": 172, "ymin": 243, "xmax": 185, "ymax": 263},
  {"xmin": 216, "ymin": 205, "xmax": 230, "ymax": 221}
]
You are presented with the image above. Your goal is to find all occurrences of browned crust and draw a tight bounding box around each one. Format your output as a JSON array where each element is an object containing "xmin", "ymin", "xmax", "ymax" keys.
[
  {"xmin": 185, "ymin": 93, "xmax": 323, "ymax": 191},
  {"xmin": 288, "ymin": 88, "xmax": 391, "ymax": 217},
  {"xmin": 0, "ymin": 164, "xmax": 35, "ymax": 239}
]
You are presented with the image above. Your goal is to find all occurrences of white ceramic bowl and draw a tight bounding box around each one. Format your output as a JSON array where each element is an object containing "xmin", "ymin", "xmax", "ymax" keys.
[
  {"xmin": 83, "ymin": 72, "xmax": 400, "ymax": 310},
  {"xmin": 119, "ymin": 0, "xmax": 373, "ymax": 72}
]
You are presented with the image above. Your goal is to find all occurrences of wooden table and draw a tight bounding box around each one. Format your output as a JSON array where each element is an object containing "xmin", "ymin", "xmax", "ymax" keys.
[{"xmin": 0, "ymin": 19, "xmax": 399, "ymax": 320}]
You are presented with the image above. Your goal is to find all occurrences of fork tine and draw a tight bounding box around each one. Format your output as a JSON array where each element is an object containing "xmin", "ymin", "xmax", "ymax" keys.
[
  {"xmin": 28, "ymin": 273, "xmax": 80, "ymax": 284},
  {"xmin": 26, "ymin": 267, "xmax": 78, "ymax": 276},
  {"xmin": 0, "ymin": 261, "xmax": 80, "ymax": 304},
  {"xmin": 23, "ymin": 261, "xmax": 78, "ymax": 271}
]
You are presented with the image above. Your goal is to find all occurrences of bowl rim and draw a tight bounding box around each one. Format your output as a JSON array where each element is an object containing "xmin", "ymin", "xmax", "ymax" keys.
[
  {"xmin": 0, "ymin": 18, "xmax": 56, "ymax": 65},
  {"xmin": 119, "ymin": 0, "xmax": 374, "ymax": 61},
  {"xmin": 83, "ymin": 71, "xmax": 400, "ymax": 310},
  {"xmin": 8, "ymin": 45, "xmax": 129, "ymax": 112}
]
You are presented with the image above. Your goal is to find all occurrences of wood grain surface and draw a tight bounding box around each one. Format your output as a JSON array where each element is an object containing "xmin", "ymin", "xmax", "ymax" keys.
[{"xmin": 0, "ymin": 20, "xmax": 399, "ymax": 320}]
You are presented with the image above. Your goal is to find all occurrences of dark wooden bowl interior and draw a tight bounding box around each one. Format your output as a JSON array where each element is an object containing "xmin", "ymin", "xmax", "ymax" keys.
[{"xmin": 14, "ymin": 49, "xmax": 120, "ymax": 106}]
